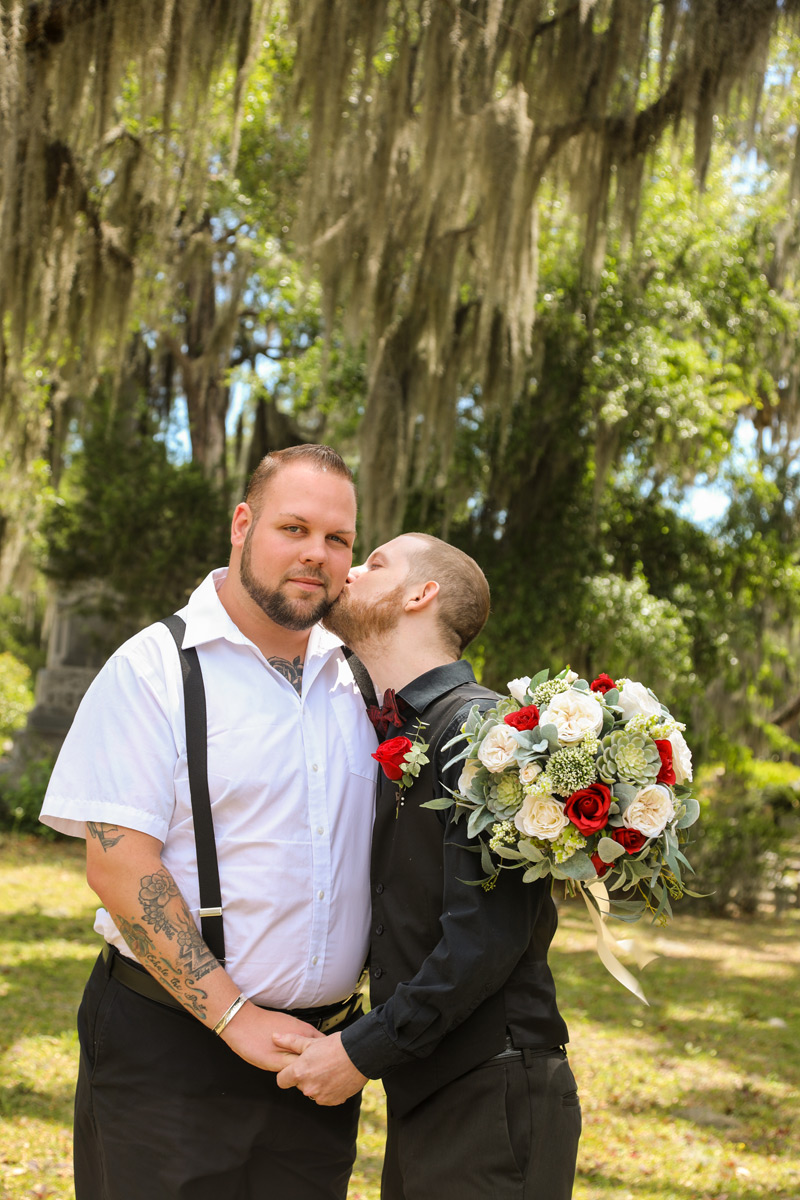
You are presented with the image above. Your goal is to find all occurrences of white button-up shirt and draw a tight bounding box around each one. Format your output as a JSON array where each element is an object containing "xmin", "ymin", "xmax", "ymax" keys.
[{"xmin": 41, "ymin": 569, "xmax": 378, "ymax": 1008}]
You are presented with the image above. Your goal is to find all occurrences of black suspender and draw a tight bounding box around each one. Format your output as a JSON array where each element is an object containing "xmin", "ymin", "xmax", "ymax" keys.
[
  {"xmin": 160, "ymin": 614, "xmax": 225, "ymax": 965},
  {"xmin": 157, "ymin": 626, "xmax": 374, "ymax": 969}
]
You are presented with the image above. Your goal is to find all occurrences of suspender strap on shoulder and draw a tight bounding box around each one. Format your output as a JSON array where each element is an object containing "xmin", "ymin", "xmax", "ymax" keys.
[{"xmin": 160, "ymin": 614, "xmax": 225, "ymax": 965}]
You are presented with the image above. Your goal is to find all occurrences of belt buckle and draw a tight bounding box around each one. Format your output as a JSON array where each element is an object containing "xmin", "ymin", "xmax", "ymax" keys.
[{"xmin": 318, "ymin": 992, "xmax": 363, "ymax": 1034}]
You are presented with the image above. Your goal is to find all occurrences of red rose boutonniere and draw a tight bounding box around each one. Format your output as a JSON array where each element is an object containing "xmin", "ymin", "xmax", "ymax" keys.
[{"xmin": 372, "ymin": 722, "xmax": 430, "ymax": 816}]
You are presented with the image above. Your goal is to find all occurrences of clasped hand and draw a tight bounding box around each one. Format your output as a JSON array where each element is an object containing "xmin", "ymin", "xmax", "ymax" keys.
[{"xmin": 273, "ymin": 1030, "xmax": 368, "ymax": 1106}]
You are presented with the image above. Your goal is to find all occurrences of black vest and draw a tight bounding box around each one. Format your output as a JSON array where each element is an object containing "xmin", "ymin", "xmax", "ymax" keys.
[{"xmin": 368, "ymin": 682, "xmax": 568, "ymax": 1116}]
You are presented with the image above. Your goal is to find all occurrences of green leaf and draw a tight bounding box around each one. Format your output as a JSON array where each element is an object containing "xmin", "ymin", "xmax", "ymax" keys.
[
  {"xmin": 551, "ymin": 850, "xmax": 597, "ymax": 880},
  {"xmin": 531, "ymin": 669, "xmax": 550, "ymax": 688},
  {"xmin": 523, "ymin": 861, "xmax": 550, "ymax": 882},
  {"xmin": 675, "ymin": 796, "xmax": 700, "ymax": 828},
  {"xmin": 597, "ymin": 836, "xmax": 626, "ymax": 863},
  {"xmin": 420, "ymin": 797, "xmax": 455, "ymax": 810}
]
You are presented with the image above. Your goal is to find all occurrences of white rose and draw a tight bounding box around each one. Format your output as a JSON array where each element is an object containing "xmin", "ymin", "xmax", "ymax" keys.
[
  {"xmin": 477, "ymin": 725, "xmax": 519, "ymax": 773},
  {"xmin": 514, "ymin": 794, "xmax": 569, "ymax": 840},
  {"xmin": 623, "ymin": 784, "xmax": 675, "ymax": 838},
  {"xmin": 668, "ymin": 728, "xmax": 693, "ymax": 783},
  {"xmin": 519, "ymin": 761, "xmax": 542, "ymax": 787},
  {"xmin": 458, "ymin": 757, "xmax": 482, "ymax": 795},
  {"xmin": 564, "ymin": 670, "xmax": 579, "ymax": 684},
  {"xmin": 539, "ymin": 688, "xmax": 604, "ymax": 744},
  {"xmin": 507, "ymin": 676, "xmax": 531, "ymax": 704},
  {"xmin": 617, "ymin": 680, "xmax": 662, "ymax": 721}
]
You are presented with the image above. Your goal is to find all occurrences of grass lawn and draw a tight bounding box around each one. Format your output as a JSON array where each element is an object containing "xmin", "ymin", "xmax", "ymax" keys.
[{"xmin": 1, "ymin": 833, "xmax": 798, "ymax": 1200}]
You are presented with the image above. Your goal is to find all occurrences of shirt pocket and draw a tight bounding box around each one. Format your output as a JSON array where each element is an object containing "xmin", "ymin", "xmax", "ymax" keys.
[{"xmin": 331, "ymin": 692, "xmax": 379, "ymax": 781}]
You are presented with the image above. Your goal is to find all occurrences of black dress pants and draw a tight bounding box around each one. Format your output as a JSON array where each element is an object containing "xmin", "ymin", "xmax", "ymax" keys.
[
  {"xmin": 74, "ymin": 950, "xmax": 361, "ymax": 1200},
  {"xmin": 381, "ymin": 1048, "xmax": 581, "ymax": 1200}
]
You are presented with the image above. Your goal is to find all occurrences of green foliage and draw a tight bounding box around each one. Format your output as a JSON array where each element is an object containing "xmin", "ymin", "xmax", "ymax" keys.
[
  {"xmin": 690, "ymin": 759, "xmax": 800, "ymax": 916},
  {"xmin": 0, "ymin": 758, "xmax": 58, "ymax": 836},
  {"xmin": 43, "ymin": 396, "xmax": 231, "ymax": 625},
  {"xmin": 0, "ymin": 653, "xmax": 34, "ymax": 739}
]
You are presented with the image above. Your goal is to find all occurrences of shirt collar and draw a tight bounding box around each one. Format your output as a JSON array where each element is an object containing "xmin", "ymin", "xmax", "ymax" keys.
[
  {"xmin": 180, "ymin": 568, "xmax": 345, "ymax": 664},
  {"xmin": 397, "ymin": 660, "xmax": 476, "ymax": 715}
]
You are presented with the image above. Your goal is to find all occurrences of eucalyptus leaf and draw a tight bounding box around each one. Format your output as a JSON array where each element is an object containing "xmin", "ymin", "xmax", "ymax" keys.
[
  {"xmin": 597, "ymin": 836, "xmax": 626, "ymax": 863},
  {"xmin": 467, "ymin": 807, "xmax": 497, "ymax": 839},
  {"xmin": 531, "ymin": 669, "xmax": 550, "ymax": 688},
  {"xmin": 675, "ymin": 796, "xmax": 700, "ymax": 829},
  {"xmin": 523, "ymin": 861, "xmax": 550, "ymax": 882},
  {"xmin": 420, "ymin": 797, "xmax": 455, "ymax": 810},
  {"xmin": 551, "ymin": 850, "xmax": 596, "ymax": 880},
  {"xmin": 572, "ymin": 678, "xmax": 590, "ymax": 692}
]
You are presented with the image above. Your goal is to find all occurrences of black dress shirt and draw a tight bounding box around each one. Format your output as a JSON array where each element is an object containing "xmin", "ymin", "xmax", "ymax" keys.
[{"xmin": 342, "ymin": 661, "xmax": 568, "ymax": 1115}]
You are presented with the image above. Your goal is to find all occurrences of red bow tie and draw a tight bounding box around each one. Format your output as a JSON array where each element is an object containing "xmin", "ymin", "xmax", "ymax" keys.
[{"xmin": 367, "ymin": 689, "xmax": 406, "ymax": 737}]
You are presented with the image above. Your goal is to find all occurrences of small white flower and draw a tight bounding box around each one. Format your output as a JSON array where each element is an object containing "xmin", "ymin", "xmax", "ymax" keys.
[
  {"xmin": 668, "ymin": 728, "xmax": 693, "ymax": 783},
  {"xmin": 617, "ymin": 680, "xmax": 662, "ymax": 722},
  {"xmin": 564, "ymin": 670, "xmax": 579, "ymax": 684},
  {"xmin": 507, "ymin": 676, "xmax": 532, "ymax": 704},
  {"xmin": 539, "ymin": 688, "xmax": 604, "ymax": 745},
  {"xmin": 514, "ymin": 793, "xmax": 569, "ymax": 840},
  {"xmin": 519, "ymin": 761, "xmax": 543, "ymax": 787},
  {"xmin": 458, "ymin": 757, "xmax": 482, "ymax": 795},
  {"xmin": 477, "ymin": 725, "xmax": 520, "ymax": 773},
  {"xmin": 623, "ymin": 783, "xmax": 674, "ymax": 838}
]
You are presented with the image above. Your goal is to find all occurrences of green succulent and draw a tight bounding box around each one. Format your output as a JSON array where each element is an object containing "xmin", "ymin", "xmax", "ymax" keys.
[
  {"xmin": 487, "ymin": 771, "xmax": 525, "ymax": 818},
  {"xmin": 597, "ymin": 729, "xmax": 660, "ymax": 786}
]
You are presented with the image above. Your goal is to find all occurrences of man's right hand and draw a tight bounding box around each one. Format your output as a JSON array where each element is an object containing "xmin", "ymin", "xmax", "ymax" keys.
[{"xmin": 220, "ymin": 1003, "xmax": 325, "ymax": 1072}]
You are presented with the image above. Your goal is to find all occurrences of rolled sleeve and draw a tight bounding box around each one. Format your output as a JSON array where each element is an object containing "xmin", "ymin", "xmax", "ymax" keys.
[{"xmin": 39, "ymin": 646, "xmax": 180, "ymax": 842}]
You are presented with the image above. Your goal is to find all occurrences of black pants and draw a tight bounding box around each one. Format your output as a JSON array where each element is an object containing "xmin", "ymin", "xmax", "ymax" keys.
[
  {"xmin": 74, "ymin": 950, "xmax": 361, "ymax": 1200},
  {"xmin": 381, "ymin": 1048, "xmax": 581, "ymax": 1200}
]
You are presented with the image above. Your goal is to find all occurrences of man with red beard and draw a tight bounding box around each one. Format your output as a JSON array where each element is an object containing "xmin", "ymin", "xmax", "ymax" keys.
[
  {"xmin": 40, "ymin": 445, "xmax": 378, "ymax": 1200},
  {"xmin": 275, "ymin": 533, "xmax": 581, "ymax": 1200}
]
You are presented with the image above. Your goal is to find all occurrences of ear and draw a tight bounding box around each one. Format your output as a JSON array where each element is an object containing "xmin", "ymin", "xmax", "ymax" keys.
[
  {"xmin": 404, "ymin": 579, "xmax": 439, "ymax": 612},
  {"xmin": 230, "ymin": 502, "xmax": 254, "ymax": 548}
]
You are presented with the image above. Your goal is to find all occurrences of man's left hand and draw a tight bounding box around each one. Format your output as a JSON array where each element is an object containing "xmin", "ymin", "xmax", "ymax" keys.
[{"xmin": 274, "ymin": 1031, "xmax": 368, "ymax": 1105}]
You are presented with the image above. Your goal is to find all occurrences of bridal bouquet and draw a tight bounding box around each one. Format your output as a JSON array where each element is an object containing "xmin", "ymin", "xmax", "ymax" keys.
[{"xmin": 426, "ymin": 667, "xmax": 700, "ymax": 927}]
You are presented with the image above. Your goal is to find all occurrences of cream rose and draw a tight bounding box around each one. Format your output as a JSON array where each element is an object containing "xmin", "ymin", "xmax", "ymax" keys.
[
  {"xmin": 507, "ymin": 676, "xmax": 532, "ymax": 704},
  {"xmin": 519, "ymin": 761, "xmax": 543, "ymax": 787},
  {"xmin": 514, "ymin": 794, "xmax": 569, "ymax": 840},
  {"xmin": 623, "ymin": 783, "xmax": 674, "ymax": 838},
  {"xmin": 539, "ymin": 688, "xmax": 604, "ymax": 744},
  {"xmin": 668, "ymin": 728, "xmax": 693, "ymax": 784},
  {"xmin": 458, "ymin": 757, "xmax": 482, "ymax": 795},
  {"xmin": 617, "ymin": 680, "xmax": 662, "ymax": 721},
  {"xmin": 477, "ymin": 725, "xmax": 519, "ymax": 773}
]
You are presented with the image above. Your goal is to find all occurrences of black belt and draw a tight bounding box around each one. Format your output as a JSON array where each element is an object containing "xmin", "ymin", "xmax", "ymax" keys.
[
  {"xmin": 102, "ymin": 944, "xmax": 365, "ymax": 1033},
  {"xmin": 485, "ymin": 1035, "xmax": 566, "ymax": 1065}
]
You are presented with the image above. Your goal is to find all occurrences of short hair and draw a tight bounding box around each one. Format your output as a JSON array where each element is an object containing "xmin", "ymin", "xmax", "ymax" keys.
[
  {"xmin": 403, "ymin": 533, "xmax": 490, "ymax": 656},
  {"xmin": 244, "ymin": 445, "xmax": 355, "ymax": 515}
]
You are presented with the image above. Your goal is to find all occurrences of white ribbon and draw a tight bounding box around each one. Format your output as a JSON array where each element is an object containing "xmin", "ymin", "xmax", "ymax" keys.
[{"xmin": 579, "ymin": 879, "xmax": 658, "ymax": 1005}]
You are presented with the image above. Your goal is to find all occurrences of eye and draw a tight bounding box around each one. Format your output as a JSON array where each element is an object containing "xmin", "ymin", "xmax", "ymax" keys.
[
  {"xmin": 283, "ymin": 525, "xmax": 305, "ymax": 534},
  {"xmin": 327, "ymin": 534, "xmax": 350, "ymax": 546}
]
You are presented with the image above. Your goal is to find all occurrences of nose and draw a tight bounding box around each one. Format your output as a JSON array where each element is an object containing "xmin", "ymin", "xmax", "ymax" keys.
[
  {"xmin": 299, "ymin": 536, "xmax": 329, "ymax": 566},
  {"xmin": 346, "ymin": 563, "xmax": 368, "ymax": 583}
]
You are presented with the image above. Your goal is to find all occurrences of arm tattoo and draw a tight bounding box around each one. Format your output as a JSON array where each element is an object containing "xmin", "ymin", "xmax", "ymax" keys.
[
  {"xmin": 113, "ymin": 867, "xmax": 221, "ymax": 1020},
  {"xmin": 268, "ymin": 655, "xmax": 304, "ymax": 696},
  {"xmin": 87, "ymin": 822, "xmax": 125, "ymax": 852}
]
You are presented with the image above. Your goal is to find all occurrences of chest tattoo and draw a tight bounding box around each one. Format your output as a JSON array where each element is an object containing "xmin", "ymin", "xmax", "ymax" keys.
[{"xmin": 268, "ymin": 655, "xmax": 304, "ymax": 696}]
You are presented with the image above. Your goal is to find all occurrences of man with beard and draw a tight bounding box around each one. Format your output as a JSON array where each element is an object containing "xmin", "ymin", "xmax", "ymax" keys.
[
  {"xmin": 39, "ymin": 445, "xmax": 378, "ymax": 1200},
  {"xmin": 274, "ymin": 533, "xmax": 581, "ymax": 1200}
]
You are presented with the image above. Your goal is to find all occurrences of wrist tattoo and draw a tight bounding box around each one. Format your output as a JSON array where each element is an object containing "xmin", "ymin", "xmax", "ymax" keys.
[
  {"xmin": 268, "ymin": 655, "xmax": 304, "ymax": 696},
  {"xmin": 87, "ymin": 822, "xmax": 125, "ymax": 852}
]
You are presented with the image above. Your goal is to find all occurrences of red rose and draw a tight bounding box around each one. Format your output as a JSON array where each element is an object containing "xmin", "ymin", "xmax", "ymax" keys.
[
  {"xmin": 372, "ymin": 736, "xmax": 413, "ymax": 781},
  {"xmin": 590, "ymin": 673, "xmax": 617, "ymax": 694},
  {"xmin": 591, "ymin": 852, "xmax": 608, "ymax": 878},
  {"xmin": 564, "ymin": 782, "xmax": 612, "ymax": 835},
  {"xmin": 612, "ymin": 827, "xmax": 648, "ymax": 854},
  {"xmin": 504, "ymin": 704, "xmax": 540, "ymax": 731},
  {"xmin": 654, "ymin": 739, "xmax": 676, "ymax": 786}
]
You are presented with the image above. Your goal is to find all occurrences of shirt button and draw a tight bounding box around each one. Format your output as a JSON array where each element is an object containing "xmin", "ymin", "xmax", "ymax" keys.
[
  {"xmin": 375, "ymin": 924, "xmax": 384, "ymax": 935},
  {"xmin": 375, "ymin": 883, "xmax": 384, "ymax": 894},
  {"xmin": 317, "ymin": 826, "xmax": 325, "ymax": 835},
  {"xmin": 372, "ymin": 966, "xmax": 383, "ymax": 979},
  {"xmin": 318, "ymin": 890, "xmax": 325, "ymax": 900},
  {"xmin": 312, "ymin": 955, "xmax": 319, "ymax": 965},
  {"xmin": 312, "ymin": 764, "xmax": 319, "ymax": 773}
]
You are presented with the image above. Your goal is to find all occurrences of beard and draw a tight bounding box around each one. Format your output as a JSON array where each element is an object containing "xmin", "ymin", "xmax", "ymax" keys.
[
  {"xmin": 323, "ymin": 582, "xmax": 405, "ymax": 647},
  {"xmin": 240, "ymin": 528, "xmax": 335, "ymax": 631}
]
